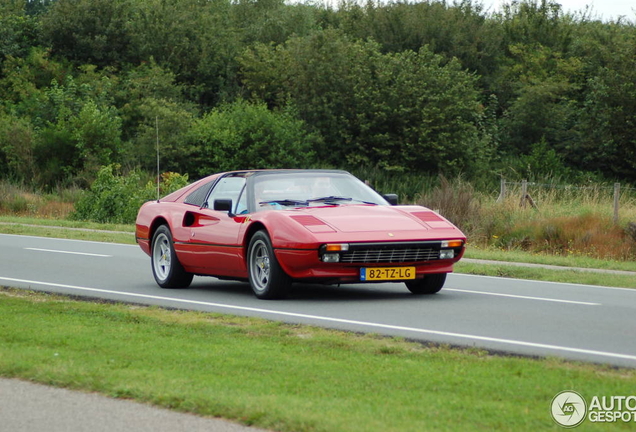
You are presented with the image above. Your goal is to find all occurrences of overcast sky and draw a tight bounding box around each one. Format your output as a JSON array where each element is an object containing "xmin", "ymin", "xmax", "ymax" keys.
[{"xmin": 480, "ymin": 0, "xmax": 635, "ymax": 22}]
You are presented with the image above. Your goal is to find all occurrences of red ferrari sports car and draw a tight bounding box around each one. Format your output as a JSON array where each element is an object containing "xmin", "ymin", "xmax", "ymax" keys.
[{"xmin": 135, "ymin": 169, "xmax": 466, "ymax": 299}]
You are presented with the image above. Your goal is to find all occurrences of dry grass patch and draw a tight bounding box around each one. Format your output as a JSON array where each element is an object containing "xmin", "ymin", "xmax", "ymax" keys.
[{"xmin": 417, "ymin": 177, "xmax": 636, "ymax": 261}]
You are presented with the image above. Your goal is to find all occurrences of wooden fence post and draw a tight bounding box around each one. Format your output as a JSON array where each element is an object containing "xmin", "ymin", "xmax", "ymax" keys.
[
  {"xmin": 519, "ymin": 179, "xmax": 538, "ymax": 210},
  {"xmin": 520, "ymin": 179, "xmax": 528, "ymax": 208},
  {"xmin": 614, "ymin": 183, "xmax": 620, "ymax": 224},
  {"xmin": 497, "ymin": 178, "xmax": 506, "ymax": 203}
]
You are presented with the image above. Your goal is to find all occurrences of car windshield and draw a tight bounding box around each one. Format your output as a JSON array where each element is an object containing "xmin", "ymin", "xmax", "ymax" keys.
[{"xmin": 252, "ymin": 172, "xmax": 388, "ymax": 211}]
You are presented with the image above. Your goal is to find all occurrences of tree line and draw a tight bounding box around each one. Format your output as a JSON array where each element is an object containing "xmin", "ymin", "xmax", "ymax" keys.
[{"xmin": 0, "ymin": 0, "xmax": 635, "ymax": 190}]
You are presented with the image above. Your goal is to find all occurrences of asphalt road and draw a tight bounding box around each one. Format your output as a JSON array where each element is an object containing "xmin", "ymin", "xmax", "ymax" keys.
[{"xmin": 1, "ymin": 233, "xmax": 636, "ymax": 368}]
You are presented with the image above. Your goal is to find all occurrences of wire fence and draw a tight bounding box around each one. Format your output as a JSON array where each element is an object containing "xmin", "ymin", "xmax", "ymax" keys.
[{"xmin": 496, "ymin": 179, "xmax": 636, "ymax": 223}]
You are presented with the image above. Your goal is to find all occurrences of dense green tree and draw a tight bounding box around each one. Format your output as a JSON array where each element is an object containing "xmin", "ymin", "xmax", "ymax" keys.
[
  {"xmin": 126, "ymin": 0, "xmax": 240, "ymax": 105},
  {"xmin": 0, "ymin": 57, "xmax": 124, "ymax": 186},
  {"xmin": 40, "ymin": 0, "xmax": 242, "ymax": 105},
  {"xmin": 1, "ymin": 0, "xmax": 636, "ymax": 187},
  {"xmin": 24, "ymin": 0, "xmax": 55, "ymax": 15},
  {"xmin": 0, "ymin": 1, "xmax": 41, "ymax": 74},
  {"xmin": 495, "ymin": 43, "xmax": 583, "ymax": 155},
  {"xmin": 231, "ymin": 0, "xmax": 322, "ymax": 45},
  {"xmin": 335, "ymin": 0, "xmax": 502, "ymax": 80},
  {"xmin": 40, "ymin": 0, "xmax": 137, "ymax": 67},
  {"xmin": 571, "ymin": 40, "xmax": 636, "ymax": 179},
  {"xmin": 112, "ymin": 60, "xmax": 197, "ymax": 171},
  {"xmin": 126, "ymin": 98, "xmax": 196, "ymax": 173},
  {"xmin": 0, "ymin": 111, "xmax": 36, "ymax": 182},
  {"xmin": 33, "ymin": 76, "xmax": 123, "ymax": 186},
  {"xmin": 240, "ymin": 31, "xmax": 371, "ymax": 164},
  {"xmin": 240, "ymin": 29, "xmax": 489, "ymax": 174},
  {"xmin": 184, "ymin": 100, "xmax": 318, "ymax": 176}
]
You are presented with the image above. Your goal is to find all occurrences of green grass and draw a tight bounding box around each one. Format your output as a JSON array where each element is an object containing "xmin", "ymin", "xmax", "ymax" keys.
[
  {"xmin": 0, "ymin": 216, "xmax": 136, "ymax": 244},
  {"xmin": 1, "ymin": 287, "xmax": 635, "ymax": 432},
  {"xmin": 464, "ymin": 246, "xmax": 636, "ymax": 272},
  {"xmin": 455, "ymin": 262, "xmax": 636, "ymax": 288},
  {"xmin": 0, "ymin": 215, "xmax": 134, "ymax": 233}
]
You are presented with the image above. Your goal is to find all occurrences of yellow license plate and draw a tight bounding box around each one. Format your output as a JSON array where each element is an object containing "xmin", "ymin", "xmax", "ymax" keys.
[{"xmin": 360, "ymin": 267, "xmax": 416, "ymax": 281}]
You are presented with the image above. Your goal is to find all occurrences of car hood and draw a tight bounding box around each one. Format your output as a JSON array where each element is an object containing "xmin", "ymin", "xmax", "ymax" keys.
[{"xmin": 286, "ymin": 204, "xmax": 458, "ymax": 234}]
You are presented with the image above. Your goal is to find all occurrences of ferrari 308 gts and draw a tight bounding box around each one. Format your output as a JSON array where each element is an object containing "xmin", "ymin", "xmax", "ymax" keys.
[{"xmin": 135, "ymin": 169, "xmax": 466, "ymax": 299}]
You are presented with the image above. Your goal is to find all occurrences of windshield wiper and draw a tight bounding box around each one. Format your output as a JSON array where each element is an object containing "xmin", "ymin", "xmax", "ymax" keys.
[
  {"xmin": 307, "ymin": 196, "xmax": 353, "ymax": 203},
  {"xmin": 259, "ymin": 199, "xmax": 308, "ymax": 206},
  {"xmin": 351, "ymin": 199, "xmax": 379, "ymax": 205}
]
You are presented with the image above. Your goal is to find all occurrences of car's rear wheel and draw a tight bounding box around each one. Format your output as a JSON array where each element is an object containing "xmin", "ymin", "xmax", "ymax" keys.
[
  {"xmin": 405, "ymin": 273, "xmax": 446, "ymax": 294},
  {"xmin": 247, "ymin": 230, "xmax": 291, "ymax": 299},
  {"xmin": 151, "ymin": 225, "xmax": 193, "ymax": 288}
]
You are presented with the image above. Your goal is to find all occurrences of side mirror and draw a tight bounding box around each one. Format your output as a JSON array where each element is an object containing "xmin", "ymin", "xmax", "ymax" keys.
[
  {"xmin": 214, "ymin": 198, "xmax": 235, "ymax": 216},
  {"xmin": 382, "ymin": 194, "xmax": 398, "ymax": 205}
]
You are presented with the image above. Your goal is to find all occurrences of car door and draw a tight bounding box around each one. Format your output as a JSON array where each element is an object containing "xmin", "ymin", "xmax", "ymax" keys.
[{"xmin": 179, "ymin": 175, "xmax": 247, "ymax": 277}]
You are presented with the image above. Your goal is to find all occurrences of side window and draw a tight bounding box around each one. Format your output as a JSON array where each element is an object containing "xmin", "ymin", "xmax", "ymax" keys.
[
  {"xmin": 205, "ymin": 176, "xmax": 246, "ymax": 211},
  {"xmin": 184, "ymin": 181, "xmax": 214, "ymax": 207}
]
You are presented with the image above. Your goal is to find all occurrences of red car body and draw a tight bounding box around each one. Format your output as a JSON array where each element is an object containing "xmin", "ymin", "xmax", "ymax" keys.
[{"xmin": 135, "ymin": 170, "xmax": 466, "ymax": 299}]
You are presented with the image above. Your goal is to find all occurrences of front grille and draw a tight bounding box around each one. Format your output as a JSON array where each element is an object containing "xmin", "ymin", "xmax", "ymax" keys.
[{"xmin": 340, "ymin": 243, "xmax": 440, "ymax": 264}]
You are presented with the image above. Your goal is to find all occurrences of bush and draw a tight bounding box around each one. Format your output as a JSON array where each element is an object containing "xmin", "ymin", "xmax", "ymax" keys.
[
  {"xmin": 71, "ymin": 165, "xmax": 188, "ymax": 224},
  {"xmin": 185, "ymin": 100, "xmax": 318, "ymax": 176}
]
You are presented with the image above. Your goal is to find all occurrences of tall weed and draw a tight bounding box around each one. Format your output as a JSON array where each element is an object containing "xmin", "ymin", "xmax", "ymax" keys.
[
  {"xmin": 0, "ymin": 181, "xmax": 74, "ymax": 217},
  {"xmin": 415, "ymin": 176, "xmax": 484, "ymax": 237},
  {"xmin": 409, "ymin": 175, "xmax": 636, "ymax": 260},
  {"xmin": 483, "ymin": 180, "xmax": 636, "ymax": 260}
]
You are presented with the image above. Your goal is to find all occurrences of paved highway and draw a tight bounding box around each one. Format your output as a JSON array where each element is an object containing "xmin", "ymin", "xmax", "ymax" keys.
[{"xmin": 1, "ymin": 233, "xmax": 635, "ymax": 368}]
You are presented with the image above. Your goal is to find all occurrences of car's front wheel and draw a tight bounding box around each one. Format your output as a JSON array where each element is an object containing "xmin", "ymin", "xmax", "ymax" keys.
[
  {"xmin": 151, "ymin": 225, "xmax": 193, "ymax": 288},
  {"xmin": 405, "ymin": 273, "xmax": 446, "ymax": 295},
  {"xmin": 247, "ymin": 230, "xmax": 291, "ymax": 299}
]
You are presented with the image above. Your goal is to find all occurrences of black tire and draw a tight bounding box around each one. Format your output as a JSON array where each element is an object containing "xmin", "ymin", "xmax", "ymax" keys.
[
  {"xmin": 151, "ymin": 225, "xmax": 193, "ymax": 288},
  {"xmin": 405, "ymin": 273, "xmax": 446, "ymax": 295},
  {"xmin": 247, "ymin": 230, "xmax": 292, "ymax": 299}
]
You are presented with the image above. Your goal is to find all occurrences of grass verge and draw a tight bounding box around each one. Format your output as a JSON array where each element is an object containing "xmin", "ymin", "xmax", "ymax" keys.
[
  {"xmin": 2, "ymin": 287, "xmax": 635, "ymax": 432},
  {"xmin": 455, "ymin": 262, "xmax": 636, "ymax": 289},
  {"xmin": 0, "ymin": 216, "xmax": 135, "ymax": 244},
  {"xmin": 464, "ymin": 246, "xmax": 636, "ymax": 273}
]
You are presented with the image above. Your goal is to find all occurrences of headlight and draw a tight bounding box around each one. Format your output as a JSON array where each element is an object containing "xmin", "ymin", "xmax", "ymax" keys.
[
  {"xmin": 320, "ymin": 243, "xmax": 349, "ymax": 262},
  {"xmin": 439, "ymin": 249, "xmax": 455, "ymax": 259},
  {"xmin": 322, "ymin": 253, "xmax": 341, "ymax": 263}
]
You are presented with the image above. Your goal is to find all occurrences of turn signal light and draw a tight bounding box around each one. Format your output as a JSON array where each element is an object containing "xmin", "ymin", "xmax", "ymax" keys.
[
  {"xmin": 325, "ymin": 243, "xmax": 349, "ymax": 252},
  {"xmin": 442, "ymin": 240, "xmax": 464, "ymax": 248}
]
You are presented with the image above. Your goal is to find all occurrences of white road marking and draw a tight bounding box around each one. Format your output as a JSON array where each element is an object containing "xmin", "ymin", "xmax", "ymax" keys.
[
  {"xmin": 1, "ymin": 276, "xmax": 635, "ymax": 364},
  {"xmin": 0, "ymin": 232, "xmax": 137, "ymax": 247},
  {"xmin": 445, "ymin": 288, "xmax": 601, "ymax": 306},
  {"xmin": 24, "ymin": 248, "xmax": 112, "ymax": 258}
]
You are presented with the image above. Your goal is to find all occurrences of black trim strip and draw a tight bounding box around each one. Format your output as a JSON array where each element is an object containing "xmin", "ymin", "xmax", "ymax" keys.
[
  {"xmin": 174, "ymin": 241, "xmax": 242, "ymax": 248},
  {"xmin": 174, "ymin": 241, "xmax": 314, "ymax": 252}
]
